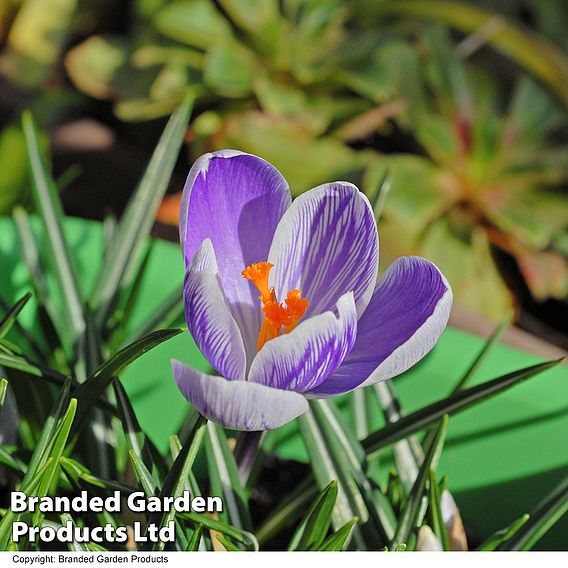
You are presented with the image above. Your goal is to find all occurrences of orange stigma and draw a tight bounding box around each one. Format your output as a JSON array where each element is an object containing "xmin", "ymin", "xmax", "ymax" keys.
[{"xmin": 242, "ymin": 262, "xmax": 309, "ymax": 351}]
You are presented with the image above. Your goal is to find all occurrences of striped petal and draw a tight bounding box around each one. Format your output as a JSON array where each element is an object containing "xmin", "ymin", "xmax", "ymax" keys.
[
  {"xmin": 268, "ymin": 182, "xmax": 378, "ymax": 319},
  {"xmin": 248, "ymin": 292, "xmax": 357, "ymax": 393},
  {"xmin": 180, "ymin": 150, "xmax": 291, "ymax": 364},
  {"xmin": 184, "ymin": 239, "xmax": 247, "ymax": 381},
  {"xmin": 172, "ymin": 360, "xmax": 309, "ymax": 431},
  {"xmin": 308, "ymin": 257, "xmax": 452, "ymax": 397}
]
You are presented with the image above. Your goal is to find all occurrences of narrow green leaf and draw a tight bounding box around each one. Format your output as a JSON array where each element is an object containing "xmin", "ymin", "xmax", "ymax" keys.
[
  {"xmin": 503, "ymin": 474, "xmax": 568, "ymax": 550},
  {"xmin": 288, "ymin": 480, "xmax": 338, "ymax": 551},
  {"xmin": 317, "ymin": 518, "xmax": 358, "ymax": 551},
  {"xmin": 147, "ymin": 415, "xmax": 207, "ymax": 551},
  {"xmin": 22, "ymin": 377, "xmax": 72, "ymax": 487},
  {"xmin": 453, "ymin": 311, "xmax": 514, "ymax": 392},
  {"xmin": 205, "ymin": 422, "xmax": 252, "ymax": 530},
  {"xmin": 427, "ymin": 469, "xmax": 450, "ymax": 550},
  {"xmin": 216, "ymin": 535, "xmax": 242, "ymax": 551},
  {"xmin": 124, "ymin": 286, "xmax": 184, "ymax": 345},
  {"xmin": 113, "ymin": 380, "xmax": 155, "ymax": 473},
  {"xmin": 91, "ymin": 97, "xmax": 193, "ymax": 322},
  {"xmin": 179, "ymin": 511, "xmax": 259, "ymax": 551},
  {"xmin": 129, "ymin": 450, "xmax": 159, "ymax": 496},
  {"xmin": 363, "ymin": 359, "xmax": 562, "ymax": 456},
  {"xmin": 73, "ymin": 328, "xmax": 182, "ymax": 426},
  {"xmin": 477, "ymin": 514, "xmax": 530, "ymax": 551},
  {"xmin": 256, "ymin": 478, "xmax": 318, "ymax": 546},
  {"xmin": 390, "ymin": 416, "xmax": 448, "ymax": 550},
  {"xmin": 60, "ymin": 513, "xmax": 89, "ymax": 552},
  {"xmin": 0, "ymin": 460, "xmax": 49, "ymax": 546},
  {"xmin": 0, "ymin": 293, "xmax": 32, "ymax": 339},
  {"xmin": 0, "ymin": 378, "xmax": 7, "ymax": 409},
  {"xmin": 186, "ymin": 524, "xmax": 203, "ymax": 551},
  {"xmin": 60, "ymin": 457, "xmax": 136, "ymax": 495},
  {"xmin": 298, "ymin": 412, "xmax": 360, "ymax": 535},
  {"xmin": 310, "ymin": 399, "xmax": 397, "ymax": 543},
  {"xmin": 12, "ymin": 208, "xmax": 67, "ymax": 357},
  {"xmin": 21, "ymin": 111, "xmax": 85, "ymax": 347},
  {"xmin": 32, "ymin": 398, "xmax": 78, "ymax": 526}
]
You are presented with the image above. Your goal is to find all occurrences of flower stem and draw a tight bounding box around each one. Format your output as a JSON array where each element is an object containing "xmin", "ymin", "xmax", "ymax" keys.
[{"xmin": 234, "ymin": 430, "xmax": 263, "ymax": 485}]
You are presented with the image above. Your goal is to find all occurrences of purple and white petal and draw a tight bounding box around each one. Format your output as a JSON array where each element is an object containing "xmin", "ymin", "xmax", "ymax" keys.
[
  {"xmin": 180, "ymin": 150, "xmax": 292, "ymax": 363},
  {"xmin": 307, "ymin": 257, "xmax": 452, "ymax": 397},
  {"xmin": 184, "ymin": 239, "xmax": 247, "ymax": 381},
  {"xmin": 268, "ymin": 182, "xmax": 378, "ymax": 319},
  {"xmin": 172, "ymin": 360, "xmax": 309, "ymax": 431},
  {"xmin": 248, "ymin": 292, "xmax": 357, "ymax": 393}
]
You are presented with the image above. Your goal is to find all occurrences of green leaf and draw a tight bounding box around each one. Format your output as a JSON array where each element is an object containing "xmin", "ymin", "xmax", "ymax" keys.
[
  {"xmin": 204, "ymin": 42, "xmax": 256, "ymax": 97},
  {"xmin": 21, "ymin": 111, "xmax": 85, "ymax": 349},
  {"xmin": 129, "ymin": 449, "xmax": 159, "ymax": 496},
  {"xmin": 60, "ymin": 457, "xmax": 136, "ymax": 495},
  {"xmin": 363, "ymin": 359, "xmax": 562, "ymax": 457},
  {"xmin": 113, "ymin": 380, "xmax": 155, "ymax": 474},
  {"xmin": 147, "ymin": 415, "xmax": 207, "ymax": 551},
  {"xmin": 0, "ymin": 293, "xmax": 32, "ymax": 340},
  {"xmin": 317, "ymin": 518, "xmax": 358, "ymax": 551},
  {"xmin": 22, "ymin": 377, "xmax": 72, "ymax": 487},
  {"xmin": 90, "ymin": 97, "xmax": 193, "ymax": 323},
  {"xmin": 427, "ymin": 469, "xmax": 450, "ymax": 550},
  {"xmin": 216, "ymin": 535, "xmax": 242, "ymax": 551},
  {"xmin": 0, "ymin": 378, "xmax": 8, "ymax": 409},
  {"xmin": 453, "ymin": 311, "xmax": 514, "ymax": 392},
  {"xmin": 205, "ymin": 422, "xmax": 252, "ymax": 530},
  {"xmin": 179, "ymin": 511, "xmax": 259, "ymax": 551},
  {"xmin": 503, "ymin": 474, "xmax": 568, "ymax": 550},
  {"xmin": 60, "ymin": 513, "xmax": 89, "ymax": 552},
  {"xmin": 477, "ymin": 514, "xmax": 530, "ymax": 551},
  {"xmin": 155, "ymin": 0, "xmax": 233, "ymax": 49},
  {"xmin": 73, "ymin": 328, "xmax": 182, "ymax": 426},
  {"xmin": 32, "ymin": 398, "xmax": 77, "ymax": 526},
  {"xmin": 390, "ymin": 416, "xmax": 448, "ymax": 550},
  {"xmin": 310, "ymin": 400, "xmax": 398, "ymax": 544},
  {"xmin": 288, "ymin": 480, "xmax": 338, "ymax": 551},
  {"xmin": 256, "ymin": 478, "xmax": 318, "ymax": 546},
  {"xmin": 186, "ymin": 524, "xmax": 203, "ymax": 551},
  {"xmin": 0, "ymin": 460, "xmax": 49, "ymax": 546}
]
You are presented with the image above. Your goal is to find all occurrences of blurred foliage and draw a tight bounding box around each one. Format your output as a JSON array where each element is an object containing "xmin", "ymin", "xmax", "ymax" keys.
[{"xmin": 1, "ymin": 0, "xmax": 568, "ymax": 319}]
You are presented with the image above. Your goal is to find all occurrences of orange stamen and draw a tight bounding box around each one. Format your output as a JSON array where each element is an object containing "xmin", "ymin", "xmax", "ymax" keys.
[
  {"xmin": 242, "ymin": 263, "xmax": 310, "ymax": 351},
  {"xmin": 242, "ymin": 262, "xmax": 275, "ymax": 304},
  {"xmin": 283, "ymin": 290, "xmax": 309, "ymax": 334}
]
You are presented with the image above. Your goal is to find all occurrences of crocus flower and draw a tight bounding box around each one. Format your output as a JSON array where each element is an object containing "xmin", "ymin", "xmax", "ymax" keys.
[{"xmin": 172, "ymin": 151, "xmax": 452, "ymax": 431}]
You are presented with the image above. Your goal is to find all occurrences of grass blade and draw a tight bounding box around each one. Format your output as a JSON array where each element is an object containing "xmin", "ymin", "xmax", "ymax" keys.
[
  {"xmin": 147, "ymin": 415, "xmax": 207, "ymax": 551},
  {"xmin": 205, "ymin": 422, "xmax": 252, "ymax": 531},
  {"xmin": 91, "ymin": 97, "xmax": 193, "ymax": 322},
  {"xmin": 73, "ymin": 328, "xmax": 182, "ymax": 426},
  {"xmin": 477, "ymin": 514, "xmax": 530, "ymax": 551},
  {"xmin": 502, "ymin": 474, "xmax": 568, "ymax": 550},
  {"xmin": 288, "ymin": 480, "xmax": 338, "ymax": 551},
  {"xmin": 0, "ymin": 293, "xmax": 32, "ymax": 340},
  {"xmin": 390, "ymin": 416, "xmax": 448, "ymax": 550},
  {"xmin": 453, "ymin": 311, "xmax": 514, "ymax": 392},
  {"xmin": 317, "ymin": 518, "xmax": 358, "ymax": 551},
  {"xmin": 363, "ymin": 359, "xmax": 562, "ymax": 456},
  {"xmin": 21, "ymin": 111, "xmax": 85, "ymax": 348}
]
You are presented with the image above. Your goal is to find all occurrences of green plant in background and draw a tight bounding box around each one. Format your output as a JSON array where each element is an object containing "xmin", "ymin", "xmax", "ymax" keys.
[
  {"xmin": 0, "ymin": 103, "xmax": 566, "ymax": 551},
  {"xmin": 363, "ymin": 27, "xmax": 568, "ymax": 318},
  {"xmin": 61, "ymin": 0, "xmax": 568, "ymax": 321}
]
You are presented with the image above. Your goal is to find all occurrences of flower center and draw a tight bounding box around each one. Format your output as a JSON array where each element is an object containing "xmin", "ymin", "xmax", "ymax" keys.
[{"xmin": 242, "ymin": 262, "xmax": 309, "ymax": 351}]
